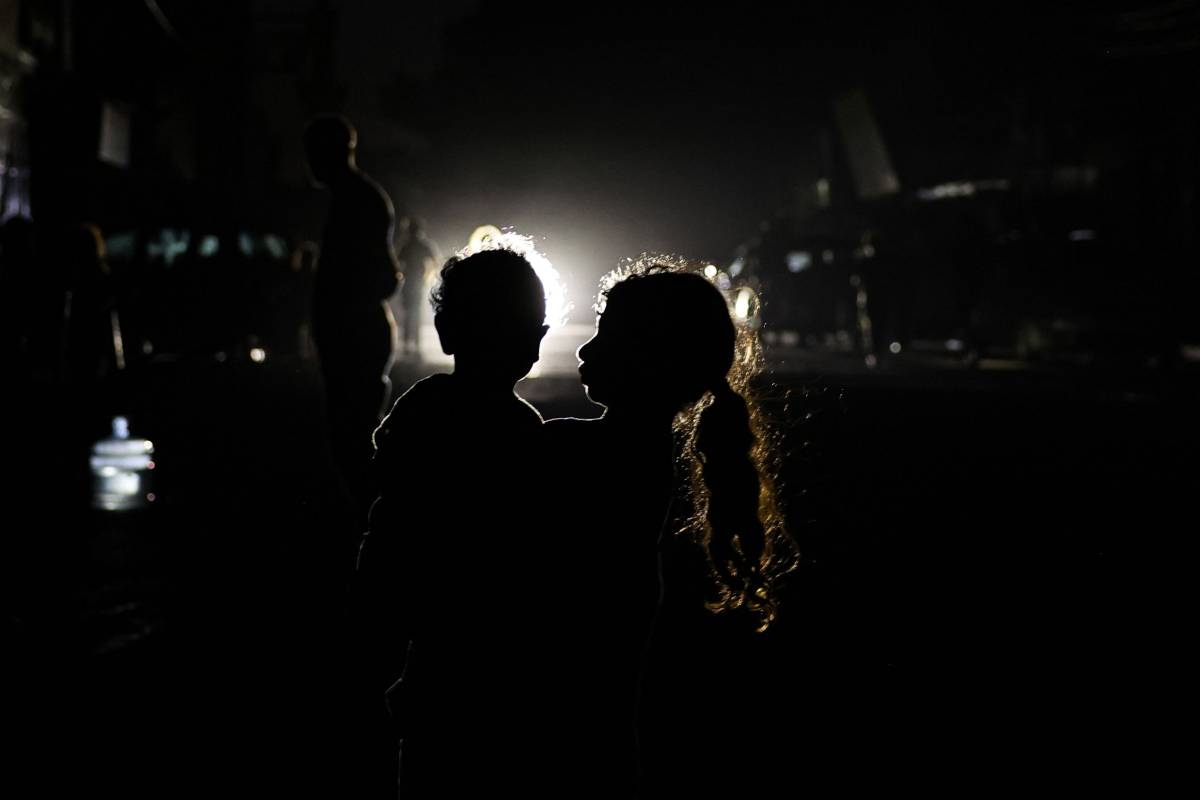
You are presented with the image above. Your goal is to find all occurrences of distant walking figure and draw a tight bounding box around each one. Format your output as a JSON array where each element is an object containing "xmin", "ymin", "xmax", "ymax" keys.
[
  {"xmin": 395, "ymin": 217, "xmax": 438, "ymax": 357},
  {"xmin": 539, "ymin": 257, "xmax": 800, "ymax": 796},
  {"xmin": 352, "ymin": 243, "xmax": 549, "ymax": 798},
  {"xmin": 304, "ymin": 114, "xmax": 400, "ymax": 516}
]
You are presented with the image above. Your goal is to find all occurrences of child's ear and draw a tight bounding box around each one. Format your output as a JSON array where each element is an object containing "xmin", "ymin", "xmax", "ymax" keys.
[{"xmin": 434, "ymin": 313, "xmax": 455, "ymax": 355}]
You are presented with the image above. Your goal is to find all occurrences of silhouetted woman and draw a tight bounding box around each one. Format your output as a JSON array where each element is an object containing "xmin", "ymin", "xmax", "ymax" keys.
[{"xmin": 539, "ymin": 256, "xmax": 799, "ymax": 797}]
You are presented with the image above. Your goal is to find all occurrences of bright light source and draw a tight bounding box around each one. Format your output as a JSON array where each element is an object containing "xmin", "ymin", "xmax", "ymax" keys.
[
  {"xmin": 729, "ymin": 257, "xmax": 744, "ymax": 277},
  {"xmin": 889, "ymin": 341, "xmax": 902, "ymax": 354},
  {"xmin": 249, "ymin": 348, "xmax": 266, "ymax": 363},
  {"xmin": 468, "ymin": 225, "xmax": 504, "ymax": 250},
  {"xmin": 704, "ymin": 264, "xmax": 718, "ymax": 279},
  {"xmin": 734, "ymin": 287, "xmax": 755, "ymax": 321},
  {"xmin": 460, "ymin": 227, "xmax": 571, "ymax": 328}
]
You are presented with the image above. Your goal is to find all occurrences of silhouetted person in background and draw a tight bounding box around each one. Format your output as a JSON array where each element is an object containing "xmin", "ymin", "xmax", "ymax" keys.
[
  {"xmin": 539, "ymin": 259, "xmax": 799, "ymax": 797},
  {"xmin": 304, "ymin": 114, "xmax": 400, "ymax": 517},
  {"xmin": 61, "ymin": 223, "xmax": 124, "ymax": 386},
  {"xmin": 395, "ymin": 217, "xmax": 439, "ymax": 357},
  {"xmin": 352, "ymin": 244, "xmax": 548, "ymax": 798}
]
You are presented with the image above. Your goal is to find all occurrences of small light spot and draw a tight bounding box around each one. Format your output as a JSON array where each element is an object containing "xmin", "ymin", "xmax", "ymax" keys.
[{"xmin": 786, "ymin": 251, "xmax": 811, "ymax": 273}]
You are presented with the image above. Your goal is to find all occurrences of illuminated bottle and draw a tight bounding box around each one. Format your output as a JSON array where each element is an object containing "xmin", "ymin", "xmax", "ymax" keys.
[{"xmin": 90, "ymin": 416, "xmax": 156, "ymax": 511}]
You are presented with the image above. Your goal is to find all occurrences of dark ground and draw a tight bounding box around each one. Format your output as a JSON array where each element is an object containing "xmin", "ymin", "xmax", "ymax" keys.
[{"xmin": 5, "ymin": 350, "xmax": 1196, "ymax": 796}]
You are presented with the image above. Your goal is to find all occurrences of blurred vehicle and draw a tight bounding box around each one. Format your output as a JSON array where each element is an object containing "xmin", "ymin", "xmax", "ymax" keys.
[{"xmin": 731, "ymin": 175, "xmax": 1177, "ymax": 371}]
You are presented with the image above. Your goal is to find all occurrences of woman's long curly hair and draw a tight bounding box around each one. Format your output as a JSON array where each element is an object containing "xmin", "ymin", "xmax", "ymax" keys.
[{"xmin": 598, "ymin": 255, "xmax": 800, "ymax": 632}]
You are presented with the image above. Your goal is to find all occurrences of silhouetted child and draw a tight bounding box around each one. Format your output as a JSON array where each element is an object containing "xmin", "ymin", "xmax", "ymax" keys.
[
  {"xmin": 539, "ymin": 257, "xmax": 800, "ymax": 797},
  {"xmin": 351, "ymin": 245, "xmax": 548, "ymax": 798}
]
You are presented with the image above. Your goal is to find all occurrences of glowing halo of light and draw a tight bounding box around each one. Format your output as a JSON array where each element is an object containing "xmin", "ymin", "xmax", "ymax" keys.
[
  {"xmin": 458, "ymin": 227, "xmax": 571, "ymax": 328},
  {"xmin": 733, "ymin": 286, "xmax": 758, "ymax": 324},
  {"xmin": 468, "ymin": 224, "xmax": 504, "ymax": 250}
]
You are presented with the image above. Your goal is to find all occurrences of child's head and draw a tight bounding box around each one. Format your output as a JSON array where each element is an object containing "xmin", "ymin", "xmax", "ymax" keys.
[
  {"xmin": 432, "ymin": 248, "xmax": 548, "ymax": 384},
  {"xmin": 579, "ymin": 266, "xmax": 735, "ymax": 415}
]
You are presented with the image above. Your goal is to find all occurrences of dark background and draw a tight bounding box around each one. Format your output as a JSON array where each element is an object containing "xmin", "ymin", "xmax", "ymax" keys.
[{"xmin": 3, "ymin": 1, "xmax": 1197, "ymax": 796}]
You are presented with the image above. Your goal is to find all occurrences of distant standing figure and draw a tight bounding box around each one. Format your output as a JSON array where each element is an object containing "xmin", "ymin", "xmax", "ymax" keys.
[
  {"xmin": 395, "ymin": 217, "xmax": 438, "ymax": 357},
  {"xmin": 304, "ymin": 114, "xmax": 400, "ymax": 516},
  {"xmin": 61, "ymin": 223, "xmax": 124, "ymax": 385}
]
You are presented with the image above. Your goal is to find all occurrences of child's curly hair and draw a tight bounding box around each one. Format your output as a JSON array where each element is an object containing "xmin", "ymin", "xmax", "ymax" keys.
[{"xmin": 599, "ymin": 254, "xmax": 799, "ymax": 632}]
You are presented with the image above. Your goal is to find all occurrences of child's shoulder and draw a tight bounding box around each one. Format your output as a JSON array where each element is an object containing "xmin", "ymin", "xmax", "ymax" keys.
[
  {"xmin": 399, "ymin": 373, "xmax": 456, "ymax": 404},
  {"xmin": 376, "ymin": 374, "xmax": 456, "ymax": 436}
]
